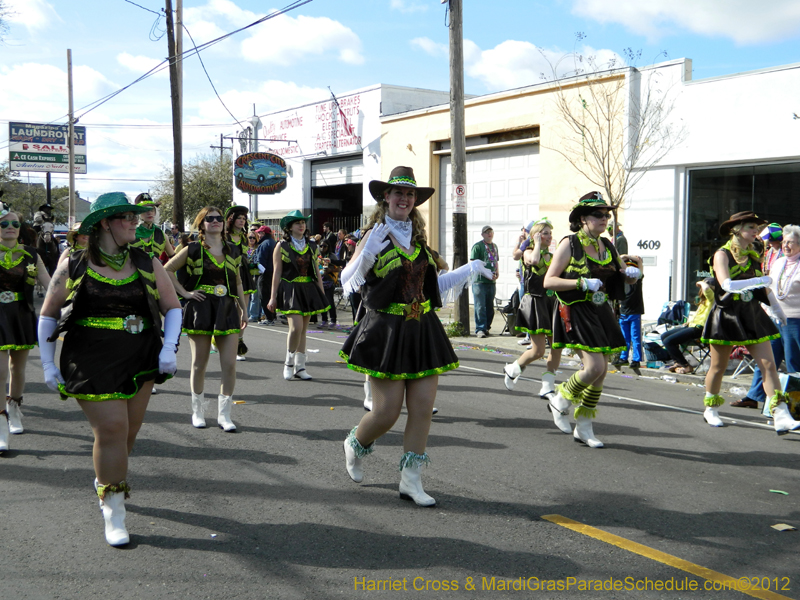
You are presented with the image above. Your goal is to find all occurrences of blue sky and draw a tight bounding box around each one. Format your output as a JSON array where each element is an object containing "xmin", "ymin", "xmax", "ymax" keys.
[{"xmin": 2, "ymin": 0, "xmax": 799, "ymax": 200}]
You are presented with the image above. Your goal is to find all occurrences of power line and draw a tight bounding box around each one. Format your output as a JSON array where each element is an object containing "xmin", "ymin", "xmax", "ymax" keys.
[{"xmin": 122, "ymin": 0, "xmax": 161, "ymax": 16}]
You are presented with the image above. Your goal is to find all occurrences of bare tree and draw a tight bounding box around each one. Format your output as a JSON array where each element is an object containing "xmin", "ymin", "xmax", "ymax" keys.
[
  {"xmin": 540, "ymin": 36, "xmax": 686, "ymax": 237},
  {"xmin": 0, "ymin": 1, "xmax": 12, "ymax": 43}
]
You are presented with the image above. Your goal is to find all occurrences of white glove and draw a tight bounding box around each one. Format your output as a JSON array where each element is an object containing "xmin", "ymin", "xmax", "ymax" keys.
[
  {"xmin": 37, "ymin": 316, "xmax": 64, "ymax": 392},
  {"xmin": 362, "ymin": 223, "xmax": 391, "ymax": 257},
  {"xmin": 722, "ymin": 276, "xmax": 771, "ymax": 293},
  {"xmin": 469, "ymin": 259, "xmax": 495, "ymax": 280},
  {"xmin": 437, "ymin": 260, "xmax": 490, "ymax": 296},
  {"xmin": 257, "ymin": 264, "xmax": 265, "ymax": 274},
  {"xmin": 623, "ymin": 266, "xmax": 641, "ymax": 279},
  {"xmin": 581, "ymin": 278, "xmax": 602, "ymax": 292},
  {"xmin": 158, "ymin": 308, "xmax": 182, "ymax": 375},
  {"xmin": 341, "ymin": 225, "xmax": 390, "ymax": 294}
]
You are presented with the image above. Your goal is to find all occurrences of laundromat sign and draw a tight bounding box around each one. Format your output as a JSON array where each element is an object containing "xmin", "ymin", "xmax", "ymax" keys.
[
  {"xmin": 8, "ymin": 121, "xmax": 88, "ymax": 174},
  {"xmin": 234, "ymin": 152, "xmax": 287, "ymax": 194}
]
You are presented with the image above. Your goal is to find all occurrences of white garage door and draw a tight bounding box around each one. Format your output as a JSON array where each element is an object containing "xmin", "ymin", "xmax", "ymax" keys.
[{"xmin": 438, "ymin": 144, "xmax": 540, "ymax": 302}]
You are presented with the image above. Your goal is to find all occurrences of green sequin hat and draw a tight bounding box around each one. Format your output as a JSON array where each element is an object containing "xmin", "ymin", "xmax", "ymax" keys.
[
  {"xmin": 79, "ymin": 193, "xmax": 151, "ymax": 234},
  {"xmin": 568, "ymin": 191, "xmax": 612, "ymax": 223},
  {"xmin": 279, "ymin": 209, "xmax": 310, "ymax": 231},
  {"xmin": 368, "ymin": 166, "xmax": 435, "ymax": 206}
]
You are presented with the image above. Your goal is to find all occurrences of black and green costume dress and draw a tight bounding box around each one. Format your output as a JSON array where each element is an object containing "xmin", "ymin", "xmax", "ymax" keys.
[
  {"xmin": 701, "ymin": 241, "xmax": 780, "ymax": 346},
  {"xmin": 516, "ymin": 251, "xmax": 555, "ymax": 336},
  {"xmin": 180, "ymin": 241, "xmax": 242, "ymax": 336},
  {"xmin": 228, "ymin": 232, "xmax": 256, "ymax": 295},
  {"xmin": 131, "ymin": 224, "xmax": 168, "ymax": 259},
  {"xmin": 0, "ymin": 244, "xmax": 38, "ymax": 351},
  {"xmin": 340, "ymin": 243, "xmax": 458, "ymax": 380},
  {"xmin": 276, "ymin": 240, "xmax": 329, "ymax": 316},
  {"xmin": 56, "ymin": 248, "xmax": 170, "ymax": 401},
  {"xmin": 551, "ymin": 235, "xmax": 627, "ymax": 354}
]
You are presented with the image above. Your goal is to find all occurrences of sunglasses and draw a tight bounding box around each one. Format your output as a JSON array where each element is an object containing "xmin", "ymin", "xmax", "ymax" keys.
[
  {"xmin": 0, "ymin": 221, "xmax": 20, "ymax": 229},
  {"xmin": 248, "ymin": 237, "xmax": 257, "ymax": 240},
  {"xmin": 204, "ymin": 215, "xmax": 224, "ymax": 223},
  {"xmin": 587, "ymin": 211, "xmax": 610, "ymax": 220},
  {"xmin": 108, "ymin": 213, "xmax": 138, "ymax": 223}
]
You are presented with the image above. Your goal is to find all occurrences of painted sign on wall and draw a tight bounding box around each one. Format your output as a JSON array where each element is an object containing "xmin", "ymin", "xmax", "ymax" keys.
[
  {"xmin": 234, "ymin": 152, "xmax": 288, "ymax": 194},
  {"xmin": 8, "ymin": 122, "xmax": 87, "ymax": 174}
]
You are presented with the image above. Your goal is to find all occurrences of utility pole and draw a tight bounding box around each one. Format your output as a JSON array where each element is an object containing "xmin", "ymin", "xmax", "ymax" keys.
[
  {"xmin": 249, "ymin": 107, "xmax": 262, "ymax": 219},
  {"xmin": 210, "ymin": 133, "xmax": 232, "ymax": 163},
  {"xmin": 176, "ymin": 0, "xmax": 183, "ymax": 133},
  {"xmin": 67, "ymin": 48, "xmax": 76, "ymax": 228},
  {"xmin": 165, "ymin": 0, "xmax": 184, "ymax": 231},
  {"xmin": 448, "ymin": 0, "xmax": 469, "ymax": 334}
]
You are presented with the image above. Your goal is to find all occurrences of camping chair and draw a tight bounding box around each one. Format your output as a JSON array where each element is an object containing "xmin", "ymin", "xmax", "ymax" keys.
[
  {"xmin": 494, "ymin": 297, "xmax": 510, "ymax": 334},
  {"xmin": 657, "ymin": 300, "xmax": 690, "ymax": 330},
  {"xmin": 684, "ymin": 341, "xmax": 711, "ymax": 373},
  {"xmin": 730, "ymin": 345, "xmax": 756, "ymax": 378}
]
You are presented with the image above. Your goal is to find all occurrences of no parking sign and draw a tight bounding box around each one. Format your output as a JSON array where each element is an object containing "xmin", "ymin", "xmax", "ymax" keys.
[{"xmin": 452, "ymin": 183, "xmax": 467, "ymax": 214}]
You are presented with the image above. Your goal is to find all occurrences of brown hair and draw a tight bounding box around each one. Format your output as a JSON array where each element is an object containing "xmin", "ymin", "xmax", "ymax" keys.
[
  {"xmin": 363, "ymin": 187, "xmax": 427, "ymax": 247},
  {"xmin": 193, "ymin": 206, "xmax": 230, "ymax": 255},
  {"xmin": 282, "ymin": 220, "xmax": 311, "ymax": 243}
]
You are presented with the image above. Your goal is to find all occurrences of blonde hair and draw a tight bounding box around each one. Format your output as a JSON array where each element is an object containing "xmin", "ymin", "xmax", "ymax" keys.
[
  {"xmin": 530, "ymin": 222, "xmax": 551, "ymax": 237},
  {"xmin": 363, "ymin": 189, "xmax": 427, "ymax": 247}
]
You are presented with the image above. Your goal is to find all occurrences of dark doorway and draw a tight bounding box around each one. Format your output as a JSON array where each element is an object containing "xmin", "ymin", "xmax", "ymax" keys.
[{"xmin": 311, "ymin": 183, "xmax": 364, "ymax": 237}]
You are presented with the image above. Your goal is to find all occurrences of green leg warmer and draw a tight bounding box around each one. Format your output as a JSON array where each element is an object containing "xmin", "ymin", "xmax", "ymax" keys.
[
  {"xmin": 575, "ymin": 384, "xmax": 601, "ymax": 419},
  {"xmin": 559, "ymin": 373, "xmax": 589, "ymax": 405}
]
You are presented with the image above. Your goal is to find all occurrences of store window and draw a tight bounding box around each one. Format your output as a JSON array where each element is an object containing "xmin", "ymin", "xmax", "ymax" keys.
[{"xmin": 686, "ymin": 162, "xmax": 800, "ymax": 299}]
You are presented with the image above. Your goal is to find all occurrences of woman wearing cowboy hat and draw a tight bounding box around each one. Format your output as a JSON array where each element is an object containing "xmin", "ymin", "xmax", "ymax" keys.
[
  {"xmin": 543, "ymin": 192, "xmax": 641, "ymax": 448},
  {"xmin": 130, "ymin": 193, "xmax": 175, "ymax": 264},
  {"xmin": 700, "ymin": 211, "xmax": 800, "ymax": 434},
  {"xmin": 340, "ymin": 166, "xmax": 492, "ymax": 507},
  {"xmin": 0, "ymin": 209, "xmax": 51, "ymax": 452},
  {"xmin": 225, "ymin": 205, "xmax": 257, "ymax": 361},
  {"xmin": 164, "ymin": 206, "xmax": 248, "ymax": 432},
  {"xmin": 38, "ymin": 192, "xmax": 183, "ymax": 546},
  {"xmin": 267, "ymin": 210, "xmax": 329, "ymax": 380},
  {"xmin": 502, "ymin": 217, "xmax": 564, "ymax": 398}
]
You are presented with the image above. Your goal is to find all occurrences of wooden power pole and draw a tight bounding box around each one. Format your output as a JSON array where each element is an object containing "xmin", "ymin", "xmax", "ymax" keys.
[
  {"xmin": 165, "ymin": 0, "xmax": 184, "ymax": 230},
  {"xmin": 449, "ymin": 0, "xmax": 469, "ymax": 333}
]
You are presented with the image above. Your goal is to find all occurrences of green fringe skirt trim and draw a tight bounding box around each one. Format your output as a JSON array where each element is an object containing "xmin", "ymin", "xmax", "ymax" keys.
[
  {"xmin": 552, "ymin": 342, "xmax": 626, "ymax": 355},
  {"xmin": 514, "ymin": 326, "xmax": 552, "ymax": 336},
  {"xmin": 0, "ymin": 343, "xmax": 36, "ymax": 351},
  {"xmin": 277, "ymin": 305, "xmax": 331, "ymax": 317},
  {"xmin": 339, "ymin": 350, "xmax": 458, "ymax": 380},
  {"xmin": 183, "ymin": 327, "xmax": 240, "ymax": 336},
  {"xmin": 574, "ymin": 405, "xmax": 597, "ymax": 419},
  {"xmin": 703, "ymin": 393, "xmax": 725, "ymax": 407},
  {"xmin": 398, "ymin": 451, "xmax": 430, "ymax": 471},
  {"xmin": 59, "ymin": 368, "xmax": 170, "ymax": 402},
  {"xmin": 700, "ymin": 333, "xmax": 781, "ymax": 346},
  {"xmin": 243, "ymin": 287, "xmax": 257, "ymax": 295}
]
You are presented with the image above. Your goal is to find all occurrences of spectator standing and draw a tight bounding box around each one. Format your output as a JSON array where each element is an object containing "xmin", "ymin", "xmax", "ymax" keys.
[
  {"xmin": 470, "ymin": 225, "xmax": 499, "ymax": 337},
  {"xmin": 246, "ymin": 232, "xmax": 262, "ymax": 322},
  {"xmin": 322, "ymin": 222, "xmax": 338, "ymax": 250},
  {"xmin": 170, "ymin": 224, "xmax": 181, "ymax": 248},
  {"xmin": 611, "ymin": 221, "xmax": 628, "ymax": 255},
  {"xmin": 614, "ymin": 256, "xmax": 645, "ymax": 368},
  {"xmin": 254, "ymin": 225, "xmax": 277, "ymax": 325},
  {"xmin": 761, "ymin": 222, "xmax": 783, "ymax": 274},
  {"xmin": 334, "ymin": 228, "xmax": 347, "ymax": 259}
]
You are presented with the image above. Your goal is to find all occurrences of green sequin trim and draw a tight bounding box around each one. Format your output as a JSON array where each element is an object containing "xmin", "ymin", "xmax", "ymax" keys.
[
  {"xmin": 282, "ymin": 276, "xmax": 313, "ymax": 283},
  {"xmin": 0, "ymin": 343, "xmax": 35, "ymax": 351},
  {"xmin": 243, "ymin": 287, "xmax": 256, "ymax": 295},
  {"xmin": 183, "ymin": 328, "xmax": 240, "ymax": 336},
  {"xmin": 374, "ymin": 244, "xmax": 422, "ymax": 278},
  {"xmin": 96, "ymin": 480, "xmax": 131, "ymax": 500},
  {"xmin": 0, "ymin": 243, "xmax": 32, "ymax": 270},
  {"xmin": 339, "ymin": 350, "xmax": 458, "ymax": 380},
  {"xmin": 277, "ymin": 305, "xmax": 330, "ymax": 316},
  {"xmin": 703, "ymin": 393, "xmax": 724, "ymax": 407},
  {"xmin": 58, "ymin": 367, "xmax": 170, "ymax": 402},
  {"xmin": 87, "ymin": 268, "xmax": 140, "ymax": 286},
  {"xmin": 552, "ymin": 342, "xmax": 626, "ymax": 355},
  {"xmin": 574, "ymin": 404, "xmax": 598, "ymax": 419},
  {"xmin": 203, "ymin": 247, "xmax": 225, "ymax": 268},
  {"xmin": 398, "ymin": 451, "xmax": 430, "ymax": 471},
  {"xmin": 701, "ymin": 333, "xmax": 781, "ymax": 346},
  {"xmin": 387, "ymin": 175, "xmax": 416, "ymax": 186},
  {"xmin": 378, "ymin": 299, "xmax": 432, "ymax": 316},
  {"xmin": 586, "ymin": 251, "xmax": 612, "ymax": 265},
  {"xmin": 514, "ymin": 326, "xmax": 552, "ymax": 336},
  {"xmin": 138, "ymin": 268, "xmax": 156, "ymax": 282},
  {"xmin": 75, "ymin": 316, "xmax": 152, "ymax": 332}
]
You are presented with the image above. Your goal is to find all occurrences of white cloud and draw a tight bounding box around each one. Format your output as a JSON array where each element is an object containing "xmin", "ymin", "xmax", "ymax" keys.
[
  {"xmin": 116, "ymin": 53, "xmax": 169, "ymax": 79},
  {"xmin": 241, "ymin": 14, "xmax": 363, "ymax": 65},
  {"xmin": 411, "ymin": 37, "xmax": 448, "ymax": 57},
  {"xmin": 390, "ymin": 0, "xmax": 429, "ymax": 13},
  {"xmin": 195, "ymin": 80, "xmax": 329, "ymax": 121},
  {"xmin": 573, "ymin": 0, "xmax": 800, "ymax": 45},
  {"xmin": 5, "ymin": 0, "xmax": 59, "ymax": 31}
]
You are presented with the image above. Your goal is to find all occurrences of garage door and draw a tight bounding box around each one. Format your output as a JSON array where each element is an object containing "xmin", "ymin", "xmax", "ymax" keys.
[
  {"xmin": 438, "ymin": 144, "xmax": 540, "ymax": 302},
  {"xmin": 311, "ymin": 156, "xmax": 363, "ymax": 187}
]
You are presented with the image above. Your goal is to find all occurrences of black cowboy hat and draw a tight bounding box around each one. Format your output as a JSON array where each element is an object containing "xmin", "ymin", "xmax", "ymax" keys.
[
  {"xmin": 568, "ymin": 191, "xmax": 612, "ymax": 223},
  {"xmin": 224, "ymin": 205, "xmax": 249, "ymax": 221},
  {"xmin": 719, "ymin": 211, "xmax": 769, "ymax": 237},
  {"xmin": 368, "ymin": 166, "xmax": 435, "ymax": 206}
]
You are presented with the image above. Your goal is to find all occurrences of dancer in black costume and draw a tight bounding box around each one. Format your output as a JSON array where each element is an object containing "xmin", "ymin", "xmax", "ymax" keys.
[
  {"xmin": 340, "ymin": 166, "xmax": 492, "ymax": 506},
  {"xmin": 225, "ymin": 205, "xmax": 256, "ymax": 361},
  {"xmin": 38, "ymin": 192, "xmax": 182, "ymax": 546}
]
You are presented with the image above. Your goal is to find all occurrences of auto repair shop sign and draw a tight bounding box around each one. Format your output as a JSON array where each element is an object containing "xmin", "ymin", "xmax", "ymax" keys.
[
  {"xmin": 234, "ymin": 152, "xmax": 287, "ymax": 194},
  {"xmin": 8, "ymin": 121, "xmax": 88, "ymax": 174}
]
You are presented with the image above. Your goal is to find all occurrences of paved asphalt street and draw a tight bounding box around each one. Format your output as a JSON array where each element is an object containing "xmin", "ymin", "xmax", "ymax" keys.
[{"xmin": 2, "ymin": 320, "xmax": 799, "ymax": 600}]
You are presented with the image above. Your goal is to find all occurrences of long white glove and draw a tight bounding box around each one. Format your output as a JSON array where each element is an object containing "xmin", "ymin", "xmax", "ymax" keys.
[
  {"xmin": 722, "ymin": 276, "xmax": 771, "ymax": 293},
  {"xmin": 341, "ymin": 224, "xmax": 391, "ymax": 294},
  {"xmin": 438, "ymin": 259, "xmax": 494, "ymax": 296},
  {"xmin": 37, "ymin": 316, "xmax": 64, "ymax": 392},
  {"xmin": 623, "ymin": 266, "xmax": 641, "ymax": 279},
  {"xmin": 159, "ymin": 307, "xmax": 182, "ymax": 375},
  {"xmin": 257, "ymin": 264, "xmax": 265, "ymax": 274},
  {"xmin": 764, "ymin": 290, "xmax": 788, "ymax": 327},
  {"xmin": 581, "ymin": 278, "xmax": 602, "ymax": 292}
]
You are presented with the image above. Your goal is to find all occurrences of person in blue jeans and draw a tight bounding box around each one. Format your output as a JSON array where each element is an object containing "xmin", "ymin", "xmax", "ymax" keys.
[
  {"xmin": 615, "ymin": 256, "xmax": 644, "ymax": 368},
  {"xmin": 470, "ymin": 225, "xmax": 499, "ymax": 337}
]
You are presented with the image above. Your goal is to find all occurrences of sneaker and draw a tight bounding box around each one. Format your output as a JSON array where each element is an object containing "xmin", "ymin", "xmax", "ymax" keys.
[
  {"xmin": 236, "ymin": 355, "xmax": 246, "ymax": 361},
  {"xmin": 476, "ymin": 331, "xmax": 487, "ymax": 338},
  {"xmin": 517, "ymin": 337, "xmax": 531, "ymax": 345}
]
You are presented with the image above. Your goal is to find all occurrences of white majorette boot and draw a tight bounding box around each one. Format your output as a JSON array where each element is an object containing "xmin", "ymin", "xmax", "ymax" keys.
[
  {"xmin": 94, "ymin": 478, "xmax": 103, "ymax": 510},
  {"xmin": 294, "ymin": 352, "xmax": 312, "ymax": 380},
  {"xmin": 398, "ymin": 451, "xmax": 435, "ymax": 507},
  {"xmin": 191, "ymin": 392, "xmax": 207, "ymax": 428},
  {"xmin": 217, "ymin": 394, "xmax": 236, "ymax": 432},
  {"xmin": 573, "ymin": 415, "xmax": 604, "ymax": 448},
  {"xmin": 363, "ymin": 378, "xmax": 373, "ymax": 411},
  {"xmin": 343, "ymin": 426, "xmax": 374, "ymax": 483},
  {"xmin": 703, "ymin": 406, "xmax": 723, "ymax": 427},
  {"xmin": 503, "ymin": 361, "xmax": 524, "ymax": 391},
  {"xmin": 539, "ymin": 372, "xmax": 556, "ymax": 398},
  {"xmin": 98, "ymin": 481, "xmax": 130, "ymax": 547},
  {"xmin": 6, "ymin": 396, "xmax": 23, "ymax": 434},
  {"xmin": 283, "ymin": 350, "xmax": 295, "ymax": 380},
  {"xmin": 772, "ymin": 402, "xmax": 800, "ymax": 436},
  {"xmin": 547, "ymin": 387, "xmax": 573, "ymax": 434},
  {"xmin": 0, "ymin": 409, "xmax": 9, "ymax": 452}
]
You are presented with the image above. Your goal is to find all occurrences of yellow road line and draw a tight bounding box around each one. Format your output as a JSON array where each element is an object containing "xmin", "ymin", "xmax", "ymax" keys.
[{"xmin": 541, "ymin": 514, "xmax": 793, "ymax": 600}]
